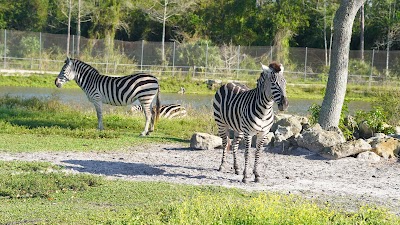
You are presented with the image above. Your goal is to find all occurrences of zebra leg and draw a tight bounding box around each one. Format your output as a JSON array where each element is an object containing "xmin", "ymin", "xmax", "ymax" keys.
[
  {"xmin": 254, "ymin": 133, "xmax": 267, "ymax": 183},
  {"xmin": 93, "ymin": 101, "xmax": 104, "ymax": 130},
  {"xmin": 232, "ymin": 132, "xmax": 243, "ymax": 175},
  {"xmin": 218, "ymin": 127, "xmax": 230, "ymax": 172},
  {"xmin": 140, "ymin": 102, "xmax": 152, "ymax": 136},
  {"xmin": 242, "ymin": 135, "xmax": 252, "ymax": 183}
]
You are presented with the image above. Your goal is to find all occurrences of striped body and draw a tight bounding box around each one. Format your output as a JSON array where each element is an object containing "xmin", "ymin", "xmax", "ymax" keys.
[
  {"xmin": 213, "ymin": 63, "xmax": 288, "ymax": 183},
  {"xmin": 55, "ymin": 58, "xmax": 160, "ymax": 136},
  {"xmin": 131, "ymin": 104, "xmax": 187, "ymax": 119}
]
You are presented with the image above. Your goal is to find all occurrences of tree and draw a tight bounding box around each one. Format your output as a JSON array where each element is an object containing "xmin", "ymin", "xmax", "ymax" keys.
[
  {"xmin": 137, "ymin": 0, "xmax": 197, "ymax": 63},
  {"xmin": 318, "ymin": 0, "xmax": 366, "ymax": 130}
]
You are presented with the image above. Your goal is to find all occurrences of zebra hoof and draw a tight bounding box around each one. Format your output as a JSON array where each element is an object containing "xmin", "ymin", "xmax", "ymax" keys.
[
  {"xmin": 254, "ymin": 177, "xmax": 262, "ymax": 183},
  {"xmin": 234, "ymin": 170, "xmax": 240, "ymax": 175},
  {"xmin": 242, "ymin": 177, "xmax": 250, "ymax": 183}
]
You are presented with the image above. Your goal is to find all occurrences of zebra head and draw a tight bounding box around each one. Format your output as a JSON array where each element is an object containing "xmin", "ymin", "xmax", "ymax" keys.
[
  {"xmin": 55, "ymin": 57, "xmax": 75, "ymax": 88},
  {"xmin": 260, "ymin": 62, "xmax": 289, "ymax": 111}
]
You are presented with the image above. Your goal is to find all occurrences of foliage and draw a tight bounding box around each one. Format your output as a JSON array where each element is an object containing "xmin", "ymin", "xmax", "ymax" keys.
[
  {"xmin": 175, "ymin": 39, "xmax": 224, "ymax": 68},
  {"xmin": 355, "ymin": 107, "xmax": 396, "ymax": 134},
  {"xmin": 371, "ymin": 90, "xmax": 400, "ymax": 126},
  {"xmin": 348, "ymin": 59, "xmax": 380, "ymax": 76}
]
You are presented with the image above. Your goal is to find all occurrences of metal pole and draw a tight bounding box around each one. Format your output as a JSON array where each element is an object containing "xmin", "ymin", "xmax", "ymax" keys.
[
  {"xmin": 39, "ymin": 32, "xmax": 42, "ymax": 70},
  {"xmin": 304, "ymin": 47, "xmax": 308, "ymax": 81},
  {"xmin": 141, "ymin": 40, "xmax": 144, "ymax": 72},
  {"xmin": 3, "ymin": 29, "xmax": 6, "ymax": 69},
  {"xmin": 369, "ymin": 49, "xmax": 375, "ymax": 89},
  {"xmin": 237, "ymin": 45, "xmax": 240, "ymax": 78},
  {"xmin": 205, "ymin": 42, "xmax": 208, "ymax": 77},
  {"xmin": 172, "ymin": 41, "xmax": 175, "ymax": 76}
]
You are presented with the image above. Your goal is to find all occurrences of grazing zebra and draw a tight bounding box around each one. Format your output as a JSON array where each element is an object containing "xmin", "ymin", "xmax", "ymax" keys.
[
  {"xmin": 213, "ymin": 62, "xmax": 289, "ymax": 183},
  {"xmin": 55, "ymin": 57, "xmax": 160, "ymax": 136},
  {"xmin": 130, "ymin": 104, "xmax": 187, "ymax": 119}
]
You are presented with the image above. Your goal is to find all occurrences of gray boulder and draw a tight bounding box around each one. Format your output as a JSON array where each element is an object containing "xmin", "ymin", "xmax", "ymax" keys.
[
  {"xmin": 357, "ymin": 151, "xmax": 381, "ymax": 162},
  {"xmin": 190, "ymin": 132, "xmax": 222, "ymax": 150},
  {"xmin": 296, "ymin": 124, "xmax": 346, "ymax": 153},
  {"xmin": 319, "ymin": 139, "xmax": 372, "ymax": 159}
]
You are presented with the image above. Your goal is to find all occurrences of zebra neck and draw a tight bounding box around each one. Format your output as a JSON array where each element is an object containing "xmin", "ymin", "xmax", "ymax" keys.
[
  {"xmin": 256, "ymin": 88, "xmax": 273, "ymax": 108},
  {"xmin": 74, "ymin": 66, "xmax": 100, "ymax": 89}
]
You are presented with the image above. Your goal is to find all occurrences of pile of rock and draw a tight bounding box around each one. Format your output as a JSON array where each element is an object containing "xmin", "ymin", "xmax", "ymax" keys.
[{"xmin": 190, "ymin": 114, "xmax": 400, "ymax": 161}]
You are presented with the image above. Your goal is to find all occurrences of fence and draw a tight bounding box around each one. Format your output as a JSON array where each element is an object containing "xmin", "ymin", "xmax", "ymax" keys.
[{"xmin": 1, "ymin": 29, "xmax": 399, "ymax": 86}]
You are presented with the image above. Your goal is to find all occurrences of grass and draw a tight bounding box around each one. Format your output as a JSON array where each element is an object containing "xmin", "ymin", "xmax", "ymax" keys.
[
  {"xmin": 0, "ymin": 161, "xmax": 399, "ymax": 224},
  {"xmin": 1, "ymin": 77, "xmax": 400, "ymax": 223},
  {"xmin": 0, "ymin": 95, "xmax": 215, "ymax": 152}
]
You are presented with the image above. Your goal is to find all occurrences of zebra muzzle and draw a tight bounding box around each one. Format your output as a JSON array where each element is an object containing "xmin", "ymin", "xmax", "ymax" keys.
[
  {"xmin": 55, "ymin": 78, "xmax": 63, "ymax": 88},
  {"xmin": 278, "ymin": 97, "xmax": 289, "ymax": 111}
]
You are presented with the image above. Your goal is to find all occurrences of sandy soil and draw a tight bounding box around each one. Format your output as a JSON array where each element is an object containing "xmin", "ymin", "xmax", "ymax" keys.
[{"xmin": 1, "ymin": 143, "xmax": 399, "ymax": 215}]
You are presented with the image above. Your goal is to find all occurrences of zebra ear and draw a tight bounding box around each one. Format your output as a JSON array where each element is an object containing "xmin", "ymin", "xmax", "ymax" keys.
[
  {"xmin": 261, "ymin": 64, "xmax": 269, "ymax": 71},
  {"xmin": 65, "ymin": 57, "xmax": 70, "ymax": 64}
]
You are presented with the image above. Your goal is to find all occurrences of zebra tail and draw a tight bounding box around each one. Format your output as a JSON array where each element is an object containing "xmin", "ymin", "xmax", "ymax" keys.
[{"xmin": 155, "ymin": 89, "xmax": 161, "ymax": 124}]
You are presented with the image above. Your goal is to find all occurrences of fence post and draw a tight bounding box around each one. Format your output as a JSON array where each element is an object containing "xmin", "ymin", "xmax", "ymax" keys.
[
  {"xmin": 3, "ymin": 29, "xmax": 6, "ymax": 69},
  {"xmin": 369, "ymin": 49, "xmax": 375, "ymax": 89},
  {"xmin": 205, "ymin": 42, "xmax": 208, "ymax": 77},
  {"xmin": 237, "ymin": 45, "xmax": 240, "ymax": 79},
  {"xmin": 172, "ymin": 41, "xmax": 176, "ymax": 76},
  {"xmin": 39, "ymin": 32, "xmax": 42, "ymax": 70},
  {"xmin": 304, "ymin": 47, "xmax": 308, "ymax": 81},
  {"xmin": 141, "ymin": 40, "xmax": 144, "ymax": 72}
]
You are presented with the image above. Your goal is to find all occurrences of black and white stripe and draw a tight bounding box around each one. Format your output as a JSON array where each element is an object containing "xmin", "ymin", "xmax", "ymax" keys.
[
  {"xmin": 130, "ymin": 104, "xmax": 187, "ymax": 119},
  {"xmin": 55, "ymin": 57, "xmax": 160, "ymax": 136},
  {"xmin": 213, "ymin": 62, "xmax": 289, "ymax": 183}
]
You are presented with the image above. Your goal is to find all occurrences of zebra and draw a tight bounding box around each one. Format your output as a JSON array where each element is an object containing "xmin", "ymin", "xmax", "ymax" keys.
[
  {"xmin": 55, "ymin": 57, "xmax": 160, "ymax": 136},
  {"xmin": 213, "ymin": 62, "xmax": 288, "ymax": 183},
  {"xmin": 130, "ymin": 104, "xmax": 187, "ymax": 119}
]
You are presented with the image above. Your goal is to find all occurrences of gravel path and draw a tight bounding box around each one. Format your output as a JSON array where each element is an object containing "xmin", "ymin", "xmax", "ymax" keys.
[{"xmin": 1, "ymin": 143, "xmax": 399, "ymax": 215}]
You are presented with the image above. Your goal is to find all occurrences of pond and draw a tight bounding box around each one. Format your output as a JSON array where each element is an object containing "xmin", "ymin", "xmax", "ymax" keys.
[{"xmin": 0, "ymin": 86, "xmax": 371, "ymax": 116}]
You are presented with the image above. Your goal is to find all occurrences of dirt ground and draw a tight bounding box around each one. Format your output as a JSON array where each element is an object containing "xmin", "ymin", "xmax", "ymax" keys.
[{"xmin": 1, "ymin": 143, "xmax": 399, "ymax": 215}]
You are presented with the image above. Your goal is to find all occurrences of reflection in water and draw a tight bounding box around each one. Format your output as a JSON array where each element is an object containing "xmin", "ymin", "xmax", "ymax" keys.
[{"xmin": 0, "ymin": 86, "xmax": 371, "ymax": 116}]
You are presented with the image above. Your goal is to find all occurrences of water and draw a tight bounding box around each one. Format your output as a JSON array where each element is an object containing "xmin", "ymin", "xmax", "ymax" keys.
[{"xmin": 0, "ymin": 86, "xmax": 371, "ymax": 116}]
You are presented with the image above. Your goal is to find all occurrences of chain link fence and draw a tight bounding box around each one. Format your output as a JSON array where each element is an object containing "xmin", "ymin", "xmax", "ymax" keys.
[{"xmin": 1, "ymin": 29, "xmax": 399, "ymax": 86}]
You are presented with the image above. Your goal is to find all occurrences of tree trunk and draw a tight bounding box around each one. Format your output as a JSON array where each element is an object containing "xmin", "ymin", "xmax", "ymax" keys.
[{"xmin": 319, "ymin": 0, "xmax": 365, "ymax": 130}]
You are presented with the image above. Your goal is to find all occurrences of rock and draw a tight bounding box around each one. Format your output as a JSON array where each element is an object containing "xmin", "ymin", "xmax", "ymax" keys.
[
  {"xmin": 359, "ymin": 121, "xmax": 374, "ymax": 139},
  {"xmin": 272, "ymin": 114, "xmax": 303, "ymax": 135},
  {"xmin": 296, "ymin": 124, "xmax": 346, "ymax": 153},
  {"xmin": 319, "ymin": 139, "xmax": 371, "ymax": 160},
  {"xmin": 370, "ymin": 137, "xmax": 400, "ymax": 159},
  {"xmin": 357, "ymin": 151, "xmax": 381, "ymax": 162},
  {"xmin": 190, "ymin": 132, "xmax": 222, "ymax": 150},
  {"xmin": 395, "ymin": 126, "xmax": 400, "ymax": 135},
  {"xmin": 206, "ymin": 79, "xmax": 222, "ymax": 90}
]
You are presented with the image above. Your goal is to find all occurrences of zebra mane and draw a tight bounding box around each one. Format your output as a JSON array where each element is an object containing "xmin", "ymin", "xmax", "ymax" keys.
[
  {"xmin": 268, "ymin": 62, "xmax": 281, "ymax": 73},
  {"xmin": 71, "ymin": 58, "xmax": 101, "ymax": 75}
]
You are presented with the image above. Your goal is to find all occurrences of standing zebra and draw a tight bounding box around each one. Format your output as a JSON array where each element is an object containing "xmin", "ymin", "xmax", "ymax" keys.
[
  {"xmin": 55, "ymin": 57, "xmax": 160, "ymax": 136},
  {"xmin": 213, "ymin": 62, "xmax": 288, "ymax": 183},
  {"xmin": 130, "ymin": 104, "xmax": 187, "ymax": 119}
]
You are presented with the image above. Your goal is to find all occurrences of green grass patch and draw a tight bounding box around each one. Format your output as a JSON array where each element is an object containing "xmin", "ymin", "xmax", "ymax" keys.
[
  {"xmin": 0, "ymin": 95, "xmax": 214, "ymax": 152},
  {"xmin": 0, "ymin": 161, "xmax": 103, "ymax": 199},
  {"xmin": 0, "ymin": 161, "xmax": 398, "ymax": 224}
]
